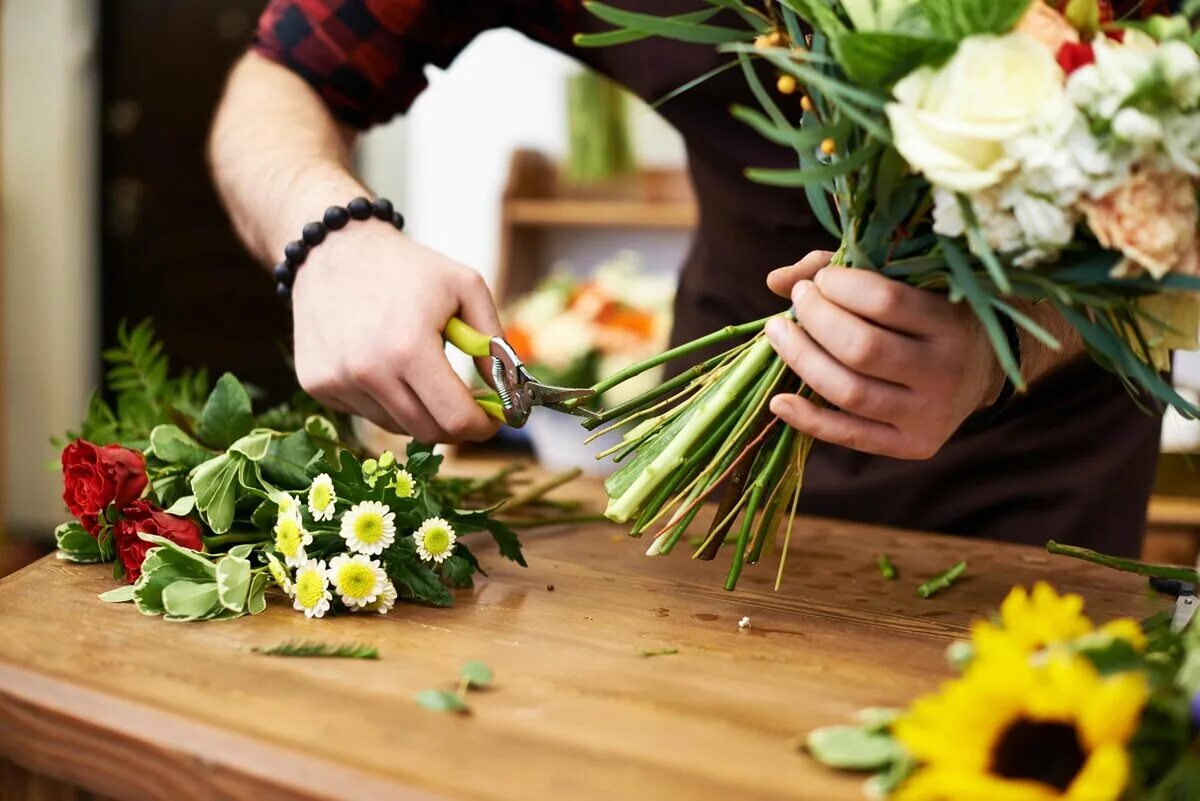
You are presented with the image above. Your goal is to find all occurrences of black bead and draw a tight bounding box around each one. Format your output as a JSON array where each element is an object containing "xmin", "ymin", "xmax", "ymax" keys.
[
  {"xmin": 301, "ymin": 221, "xmax": 327, "ymax": 246},
  {"xmin": 391, "ymin": 211, "xmax": 406, "ymax": 231},
  {"xmin": 323, "ymin": 205, "xmax": 350, "ymax": 230},
  {"xmin": 371, "ymin": 197, "xmax": 394, "ymax": 220},
  {"xmin": 283, "ymin": 240, "xmax": 308, "ymax": 266},
  {"xmin": 347, "ymin": 196, "xmax": 373, "ymax": 220},
  {"xmin": 273, "ymin": 261, "xmax": 294, "ymax": 287},
  {"xmin": 276, "ymin": 282, "xmax": 292, "ymax": 298}
]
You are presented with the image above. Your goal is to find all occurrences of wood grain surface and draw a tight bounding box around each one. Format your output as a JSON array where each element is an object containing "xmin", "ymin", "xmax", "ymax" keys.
[{"xmin": 0, "ymin": 487, "xmax": 1164, "ymax": 801}]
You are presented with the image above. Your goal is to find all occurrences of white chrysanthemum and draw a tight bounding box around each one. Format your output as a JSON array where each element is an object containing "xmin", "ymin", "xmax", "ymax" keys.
[
  {"xmin": 338, "ymin": 500, "xmax": 396, "ymax": 556},
  {"xmin": 265, "ymin": 552, "xmax": 294, "ymax": 595},
  {"xmin": 413, "ymin": 517, "xmax": 457, "ymax": 563},
  {"xmin": 292, "ymin": 559, "xmax": 332, "ymax": 618},
  {"xmin": 275, "ymin": 493, "xmax": 299, "ymax": 520},
  {"xmin": 274, "ymin": 513, "xmax": 313, "ymax": 567},
  {"xmin": 393, "ymin": 468, "xmax": 416, "ymax": 500},
  {"xmin": 327, "ymin": 553, "xmax": 387, "ymax": 608},
  {"xmin": 307, "ymin": 473, "xmax": 336, "ymax": 521},
  {"xmin": 363, "ymin": 580, "xmax": 398, "ymax": 615}
]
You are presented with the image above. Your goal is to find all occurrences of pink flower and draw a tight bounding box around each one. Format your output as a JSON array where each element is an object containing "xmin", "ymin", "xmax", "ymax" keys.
[
  {"xmin": 1016, "ymin": 0, "xmax": 1080, "ymax": 55},
  {"xmin": 1081, "ymin": 167, "xmax": 1200, "ymax": 280}
]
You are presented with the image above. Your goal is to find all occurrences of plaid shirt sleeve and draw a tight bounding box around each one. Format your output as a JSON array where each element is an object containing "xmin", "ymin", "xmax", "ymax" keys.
[{"xmin": 253, "ymin": 0, "xmax": 517, "ymax": 129}]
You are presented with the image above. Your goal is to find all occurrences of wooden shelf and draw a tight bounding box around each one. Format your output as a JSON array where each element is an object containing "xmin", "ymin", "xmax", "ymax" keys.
[{"xmin": 504, "ymin": 198, "xmax": 697, "ymax": 230}]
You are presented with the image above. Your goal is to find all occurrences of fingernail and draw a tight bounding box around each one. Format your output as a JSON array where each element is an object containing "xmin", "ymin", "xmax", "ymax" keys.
[
  {"xmin": 793, "ymin": 280, "xmax": 811, "ymax": 303},
  {"xmin": 813, "ymin": 269, "xmax": 827, "ymax": 287},
  {"xmin": 765, "ymin": 317, "xmax": 788, "ymax": 342}
]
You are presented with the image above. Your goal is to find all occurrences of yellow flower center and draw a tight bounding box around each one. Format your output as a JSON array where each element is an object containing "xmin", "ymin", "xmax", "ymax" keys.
[
  {"xmin": 311, "ymin": 483, "xmax": 333, "ymax": 511},
  {"xmin": 295, "ymin": 570, "xmax": 324, "ymax": 609},
  {"xmin": 353, "ymin": 512, "xmax": 384, "ymax": 545},
  {"xmin": 422, "ymin": 526, "xmax": 451, "ymax": 556},
  {"xmin": 394, "ymin": 471, "xmax": 415, "ymax": 499},
  {"xmin": 275, "ymin": 519, "xmax": 303, "ymax": 558},
  {"xmin": 268, "ymin": 560, "xmax": 289, "ymax": 587},
  {"xmin": 336, "ymin": 563, "xmax": 376, "ymax": 600}
]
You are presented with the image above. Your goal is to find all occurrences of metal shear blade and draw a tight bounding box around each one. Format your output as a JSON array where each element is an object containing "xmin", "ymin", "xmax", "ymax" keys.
[{"xmin": 489, "ymin": 337, "xmax": 598, "ymax": 427}]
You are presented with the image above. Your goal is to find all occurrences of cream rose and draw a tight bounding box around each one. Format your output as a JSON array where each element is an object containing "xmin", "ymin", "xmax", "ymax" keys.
[{"xmin": 885, "ymin": 34, "xmax": 1067, "ymax": 193}]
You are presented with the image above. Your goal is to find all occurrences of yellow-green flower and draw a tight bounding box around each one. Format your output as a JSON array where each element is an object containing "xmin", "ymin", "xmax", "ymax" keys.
[
  {"xmin": 327, "ymin": 553, "xmax": 387, "ymax": 609},
  {"xmin": 292, "ymin": 559, "xmax": 332, "ymax": 619},
  {"xmin": 274, "ymin": 513, "xmax": 313, "ymax": 568},
  {"xmin": 393, "ymin": 468, "xmax": 416, "ymax": 500},
  {"xmin": 307, "ymin": 473, "xmax": 337, "ymax": 521},
  {"xmin": 413, "ymin": 517, "xmax": 456, "ymax": 563},
  {"xmin": 264, "ymin": 552, "xmax": 293, "ymax": 595},
  {"xmin": 893, "ymin": 640, "xmax": 1147, "ymax": 801},
  {"xmin": 338, "ymin": 500, "xmax": 396, "ymax": 556}
]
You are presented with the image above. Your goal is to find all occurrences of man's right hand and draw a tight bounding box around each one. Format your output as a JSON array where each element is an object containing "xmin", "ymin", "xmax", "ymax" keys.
[{"xmin": 291, "ymin": 220, "xmax": 502, "ymax": 444}]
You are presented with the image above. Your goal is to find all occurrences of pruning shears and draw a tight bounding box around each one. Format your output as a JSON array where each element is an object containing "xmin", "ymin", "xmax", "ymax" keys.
[
  {"xmin": 1150, "ymin": 577, "xmax": 1198, "ymax": 633},
  {"xmin": 444, "ymin": 317, "xmax": 598, "ymax": 428}
]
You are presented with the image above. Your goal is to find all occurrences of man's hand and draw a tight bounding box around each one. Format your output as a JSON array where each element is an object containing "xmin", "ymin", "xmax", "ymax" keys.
[
  {"xmin": 291, "ymin": 222, "xmax": 502, "ymax": 443},
  {"xmin": 764, "ymin": 251, "xmax": 1004, "ymax": 459}
]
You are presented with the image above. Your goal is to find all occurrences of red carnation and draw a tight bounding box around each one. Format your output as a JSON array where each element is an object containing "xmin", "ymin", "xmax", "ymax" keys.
[
  {"xmin": 1057, "ymin": 41, "xmax": 1096, "ymax": 75},
  {"xmin": 113, "ymin": 500, "xmax": 204, "ymax": 582},
  {"xmin": 61, "ymin": 440, "xmax": 148, "ymax": 535}
]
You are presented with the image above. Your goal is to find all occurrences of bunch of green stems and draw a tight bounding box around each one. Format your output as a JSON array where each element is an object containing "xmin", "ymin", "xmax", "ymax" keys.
[{"xmin": 584, "ymin": 313, "xmax": 815, "ymax": 591}]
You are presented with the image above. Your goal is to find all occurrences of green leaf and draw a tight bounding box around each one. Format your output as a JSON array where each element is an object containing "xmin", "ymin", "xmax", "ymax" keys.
[
  {"xmin": 54, "ymin": 521, "xmax": 103, "ymax": 563},
  {"xmin": 148, "ymin": 424, "xmax": 213, "ymax": 468},
  {"xmin": 215, "ymin": 553, "xmax": 252, "ymax": 612},
  {"xmin": 779, "ymin": 0, "xmax": 849, "ymax": 36},
  {"xmin": 228, "ymin": 429, "xmax": 274, "ymax": 462},
  {"xmin": 390, "ymin": 559, "xmax": 455, "ymax": 607},
  {"xmin": 164, "ymin": 495, "xmax": 197, "ymax": 516},
  {"xmin": 460, "ymin": 660, "xmax": 494, "ymax": 688},
  {"xmin": 574, "ymin": 7, "xmax": 720, "ymax": 46},
  {"xmin": 416, "ymin": 689, "xmax": 468, "ymax": 714},
  {"xmin": 919, "ymin": 0, "xmax": 1032, "ymax": 38},
  {"xmin": 746, "ymin": 140, "xmax": 882, "ymax": 186},
  {"xmin": 99, "ymin": 585, "xmax": 136, "ymax": 603},
  {"xmin": 583, "ymin": 1, "xmax": 753, "ymax": 44},
  {"xmin": 247, "ymin": 572, "xmax": 269, "ymax": 615},
  {"xmin": 259, "ymin": 431, "xmax": 321, "ymax": 489},
  {"xmin": 834, "ymin": 31, "xmax": 955, "ymax": 87},
  {"xmin": 197, "ymin": 373, "xmax": 254, "ymax": 449},
  {"xmin": 806, "ymin": 724, "xmax": 902, "ymax": 770},
  {"xmin": 440, "ymin": 554, "xmax": 476, "ymax": 589},
  {"xmin": 191, "ymin": 453, "xmax": 242, "ymax": 534},
  {"xmin": 940, "ymin": 237, "xmax": 1023, "ymax": 387},
  {"xmin": 483, "ymin": 519, "xmax": 527, "ymax": 567},
  {"xmin": 161, "ymin": 580, "xmax": 221, "ymax": 620}
]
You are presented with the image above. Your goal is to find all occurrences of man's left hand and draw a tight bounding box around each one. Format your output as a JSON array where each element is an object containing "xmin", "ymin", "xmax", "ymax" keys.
[{"xmin": 764, "ymin": 251, "xmax": 1004, "ymax": 460}]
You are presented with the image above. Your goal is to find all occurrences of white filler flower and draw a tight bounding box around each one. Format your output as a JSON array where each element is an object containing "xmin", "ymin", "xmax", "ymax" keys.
[
  {"xmin": 413, "ymin": 517, "xmax": 457, "ymax": 564},
  {"xmin": 307, "ymin": 473, "xmax": 337, "ymax": 521},
  {"xmin": 273, "ymin": 514, "xmax": 313, "ymax": 567},
  {"xmin": 363, "ymin": 580, "xmax": 398, "ymax": 615},
  {"xmin": 327, "ymin": 553, "xmax": 387, "ymax": 609},
  {"xmin": 339, "ymin": 500, "xmax": 397, "ymax": 556},
  {"xmin": 292, "ymin": 559, "xmax": 332, "ymax": 619}
]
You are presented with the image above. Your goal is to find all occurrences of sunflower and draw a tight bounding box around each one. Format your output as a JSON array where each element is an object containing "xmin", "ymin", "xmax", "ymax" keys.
[
  {"xmin": 972, "ymin": 583, "xmax": 1145, "ymax": 660},
  {"xmin": 892, "ymin": 641, "xmax": 1148, "ymax": 801}
]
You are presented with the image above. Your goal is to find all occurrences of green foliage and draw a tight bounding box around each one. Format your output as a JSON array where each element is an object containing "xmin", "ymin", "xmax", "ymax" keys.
[
  {"xmin": 253, "ymin": 641, "xmax": 380, "ymax": 659},
  {"xmin": 416, "ymin": 689, "xmax": 468, "ymax": 713},
  {"xmin": 54, "ymin": 521, "xmax": 102, "ymax": 563},
  {"xmin": 833, "ymin": 31, "xmax": 955, "ymax": 87},
  {"xmin": 198, "ymin": 373, "xmax": 254, "ymax": 449},
  {"xmin": 918, "ymin": 0, "xmax": 1032, "ymax": 38},
  {"xmin": 460, "ymin": 659, "xmax": 494, "ymax": 688},
  {"xmin": 806, "ymin": 724, "xmax": 903, "ymax": 770},
  {"xmin": 583, "ymin": 1, "xmax": 753, "ymax": 45},
  {"xmin": 417, "ymin": 659, "xmax": 495, "ymax": 714}
]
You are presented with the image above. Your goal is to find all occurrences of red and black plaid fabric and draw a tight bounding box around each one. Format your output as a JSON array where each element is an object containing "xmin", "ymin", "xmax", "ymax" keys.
[{"xmin": 253, "ymin": 0, "xmax": 578, "ymax": 128}]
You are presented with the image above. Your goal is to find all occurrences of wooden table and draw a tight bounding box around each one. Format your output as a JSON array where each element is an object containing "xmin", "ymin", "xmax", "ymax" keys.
[{"xmin": 0, "ymin": 500, "xmax": 1162, "ymax": 801}]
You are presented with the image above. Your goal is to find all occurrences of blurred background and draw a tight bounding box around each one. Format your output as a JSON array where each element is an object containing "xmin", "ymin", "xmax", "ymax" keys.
[{"xmin": 2, "ymin": 0, "xmax": 1199, "ymax": 574}]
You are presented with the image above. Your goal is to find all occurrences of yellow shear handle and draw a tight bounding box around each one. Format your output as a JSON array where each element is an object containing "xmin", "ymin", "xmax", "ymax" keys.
[{"xmin": 444, "ymin": 317, "xmax": 508, "ymax": 423}]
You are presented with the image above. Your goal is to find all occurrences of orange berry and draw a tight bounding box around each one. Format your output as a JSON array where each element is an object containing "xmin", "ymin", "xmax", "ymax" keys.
[
  {"xmin": 800, "ymin": 95, "xmax": 813, "ymax": 112},
  {"xmin": 820, "ymin": 138, "xmax": 836, "ymax": 156},
  {"xmin": 776, "ymin": 75, "xmax": 797, "ymax": 95}
]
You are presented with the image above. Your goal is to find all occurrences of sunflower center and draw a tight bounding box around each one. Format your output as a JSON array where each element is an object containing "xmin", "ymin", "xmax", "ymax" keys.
[
  {"xmin": 311, "ymin": 483, "xmax": 332, "ymax": 510},
  {"xmin": 354, "ymin": 513, "xmax": 383, "ymax": 544},
  {"xmin": 422, "ymin": 527, "xmax": 450, "ymax": 555},
  {"xmin": 991, "ymin": 719, "xmax": 1086, "ymax": 792},
  {"xmin": 295, "ymin": 572, "xmax": 324, "ymax": 608},
  {"xmin": 337, "ymin": 564, "xmax": 375, "ymax": 599}
]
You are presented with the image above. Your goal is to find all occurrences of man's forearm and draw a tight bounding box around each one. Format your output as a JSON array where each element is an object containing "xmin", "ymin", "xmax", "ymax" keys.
[
  {"xmin": 209, "ymin": 53, "xmax": 367, "ymax": 266},
  {"xmin": 1017, "ymin": 302, "xmax": 1085, "ymax": 387}
]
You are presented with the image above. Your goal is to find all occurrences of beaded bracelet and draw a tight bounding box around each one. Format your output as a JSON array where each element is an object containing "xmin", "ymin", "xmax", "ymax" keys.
[{"xmin": 273, "ymin": 196, "xmax": 405, "ymax": 297}]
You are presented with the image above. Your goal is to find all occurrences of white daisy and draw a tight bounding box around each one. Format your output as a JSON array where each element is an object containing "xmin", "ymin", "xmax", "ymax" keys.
[
  {"xmin": 327, "ymin": 553, "xmax": 387, "ymax": 609},
  {"xmin": 274, "ymin": 513, "xmax": 313, "ymax": 567},
  {"xmin": 413, "ymin": 517, "xmax": 457, "ymax": 564},
  {"xmin": 307, "ymin": 473, "xmax": 337, "ymax": 521},
  {"xmin": 362, "ymin": 579, "xmax": 398, "ymax": 615},
  {"xmin": 274, "ymin": 492, "xmax": 299, "ymax": 521},
  {"xmin": 393, "ymin": 468, "xmax": 416, "ymax": 500},
  {"xmin": 265, "ymin": 552, "xmax": 293, "ymax": 595},
  {"xmin": 338, "ymin": 500, "xmax": 396, "ymax": 556},
  {"xmin": 292, "ymin": 559, "xmax": 332, "ymax": 618}
]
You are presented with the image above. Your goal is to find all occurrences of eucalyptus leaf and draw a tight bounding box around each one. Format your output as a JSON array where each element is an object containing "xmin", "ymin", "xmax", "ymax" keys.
[
  {"xmin": 197, "ymin": 373, "xmax": 254, "ymax": 449},
  {"xmin": 148, "ymin": 424, "xmax": 213, "ymax": 468},
  {"xmin": 215, "ymin": 554, "xmax": 252, "ymax": 612},
  {"xmin": 98, "ymin": 585, "xmax": 136, "ymax": 603},
  {"xmin": 806, "ymin": 724, "xmax": 902, "ymax": 770},
  {"xmin": 54, "ymin": 521, "xmax": 103, "ymax": 563}
]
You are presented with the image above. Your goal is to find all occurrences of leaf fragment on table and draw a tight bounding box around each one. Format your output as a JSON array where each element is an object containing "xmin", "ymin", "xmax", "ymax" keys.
[
  {"xmin": 253, "ymin": 641, "xmax": 379, "ymax": 659},
  {"xmin": 98, "ymin": 585, "xmax": 136, "ymax": 603},
  {"xmin": 637, "ymin": 646, "xmax": 680, "ymax": 657},
  {"xmin": 805, "ymin": 724, "xmax": 902, "ymax": 770},
  {"xmin": 877, "ymin": 553, "xmax": 896, "ymax": 581},
  {"xmin": 416, "ymin": 689, "xmax": 469, "ymax": 714},
  {"xmin": 917, "ymin": 560, "xmax": 967, "ymax": 599},
  {"xmin": 460, "ymin": 659, "xmax": 494, "ymax": 688}
]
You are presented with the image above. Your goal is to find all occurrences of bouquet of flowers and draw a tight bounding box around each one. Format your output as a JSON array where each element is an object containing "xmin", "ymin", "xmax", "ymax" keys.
[
  {"xmin": 577, "ymin": 0, "xmax": 1200, "ymax": 589},
  {"xmin": 503, "ymin": 252, "xmax": 675, "ymax": 407},
  {"xmin": 55, "ymin": 321, "xmax": 528, "ymax": 622},
  {"xmin": 805, "ymin": 582, "xmax": 1200, "ymax": 800}
]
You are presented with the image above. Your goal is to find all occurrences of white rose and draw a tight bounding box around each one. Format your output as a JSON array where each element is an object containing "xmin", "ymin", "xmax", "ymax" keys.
[
  {"xmin": 1112, "ymin": 108, "xmax": 1164, "ymax": 147},
  {"xmin": 886, "ymin": 34, "xmax": 1067, "ymax": 193}
]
